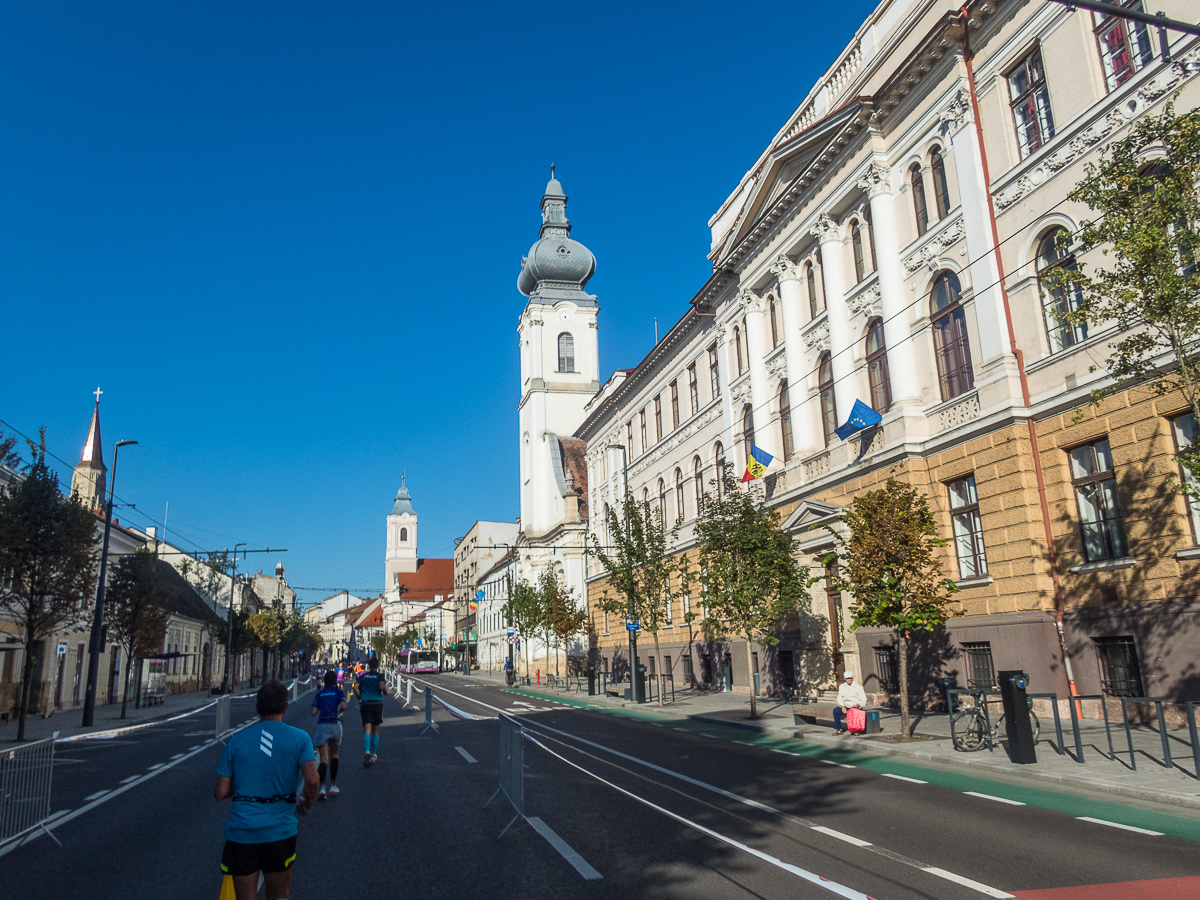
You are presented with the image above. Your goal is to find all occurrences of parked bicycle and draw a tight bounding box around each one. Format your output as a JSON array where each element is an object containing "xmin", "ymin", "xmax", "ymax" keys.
[{"xmin": 950, "ymin": 689, "xmax": 1041, "ymax": 752}]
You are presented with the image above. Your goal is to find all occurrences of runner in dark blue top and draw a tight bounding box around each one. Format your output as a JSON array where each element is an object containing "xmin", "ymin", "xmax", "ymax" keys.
[
  {"xmin": 353, "ymin": 656, "xmax": 388, "ymax": 767},
  {"xmin": 309, "ymin": 670, "xmax": 347, "ymax": 800}
]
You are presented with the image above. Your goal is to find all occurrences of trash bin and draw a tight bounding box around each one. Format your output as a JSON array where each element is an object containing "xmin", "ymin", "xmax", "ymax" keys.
[{"xmin": 936, "ymin": 676, "xmax": 958, "ymax": 713}]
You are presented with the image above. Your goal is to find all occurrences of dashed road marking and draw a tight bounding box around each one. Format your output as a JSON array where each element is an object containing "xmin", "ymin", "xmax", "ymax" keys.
[
  {"xmin": 119, "ymin": 775, "xmax": 140, "ymax": 784},
  {"xmin": 820, "ymin": 760, "xmax": 856, "ymax": 768},
  {"xmin": 700, "ymin": 733, "xmax": 719, "ymax": 739},
  {"xmin": 84, "ymin": 790, "xmax": 110, "ymax": 802},
  {"xmin": 527, "ymin": 816, "xmax": 603, "ymax": 880},
  {"xmin": 146, "ymin": 763, "xmax": 164, "ymax": 771},
  {"xmin": 169, "ymin": 753, "xmax": 185, "ymax": 760},
  {"xmin": 921, "ymin": 867, "xmax": 1015, "ymax": 898},
  {"xmin": 811, "ymin": 825, "xmax": 872, "ymax": 847},
  {"xmin": 881, "ymin": 773, "xmax": 927, "ymax": 784},
  {"xmin": 1077, "ymin": 816, "xmax": 1163, "ymax": 836},
  {"xmin": 964, "ymin": 791, "xmax": 1025, "ymax": 806},
  {"xmin": 188, "ymin": 745, "xmax": 204, "ymax": 751},
  {"xmin": 455, "ymin": 746, "xmax": 477, "ymax": 764}
]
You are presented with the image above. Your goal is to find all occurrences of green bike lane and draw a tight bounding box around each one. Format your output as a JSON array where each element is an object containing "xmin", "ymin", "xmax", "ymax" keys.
[{"xmin": 507, "ymin": 686, "xmax": 1200, "ymax": 842}]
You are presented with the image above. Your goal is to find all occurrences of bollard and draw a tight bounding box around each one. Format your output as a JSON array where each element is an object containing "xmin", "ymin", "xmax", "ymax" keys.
[{"xmin": 418, "ymin": 686, "xmax": 439, "ymax": 735}]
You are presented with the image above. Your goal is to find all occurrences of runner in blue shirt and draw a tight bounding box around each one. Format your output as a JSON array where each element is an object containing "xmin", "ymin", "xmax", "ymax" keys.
[
  {"xmin": 214, "ymin": 680, "xmax": 319, "ymax": 900},
  {"xmin": 309, "ymin": 670, "xmax": 347, "ymax": 800},
  {"xmin": 353, "ymin": 656, "xmax": 389, "ymax": 767}
]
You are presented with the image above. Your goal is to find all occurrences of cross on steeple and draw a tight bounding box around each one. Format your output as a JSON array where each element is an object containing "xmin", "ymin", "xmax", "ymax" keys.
[{"xmin": 93, "ymin": 386, "xmax": 103, "ymax": 404}]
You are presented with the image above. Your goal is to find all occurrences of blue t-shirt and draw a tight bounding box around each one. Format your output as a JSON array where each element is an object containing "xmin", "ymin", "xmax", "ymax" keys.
[
  {"xmin": 357, "ymin": 671, "xmax": 385, "ymax": 704},
  {"xmin": 311, "ymin": 687, "xmax": 345, "ymax": 723},
  {"xmin": 216, "ymin": 720, "xmax": 316, "ymax": 843}
]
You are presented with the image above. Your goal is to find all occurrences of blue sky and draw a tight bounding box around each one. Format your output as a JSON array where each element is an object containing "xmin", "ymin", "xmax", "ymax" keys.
[{"xmin": 1, "ymin": 1, "xmax": 874, "ymax": 605}]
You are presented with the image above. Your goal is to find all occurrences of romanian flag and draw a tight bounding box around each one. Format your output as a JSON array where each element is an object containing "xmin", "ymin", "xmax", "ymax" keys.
[
  {"xmin": 469, "ymin": 600, "xmax": 478, "ymax": 614},
  {"xmin": 740, "ymin": 445, "xmax": 774, "ymax": 482}
]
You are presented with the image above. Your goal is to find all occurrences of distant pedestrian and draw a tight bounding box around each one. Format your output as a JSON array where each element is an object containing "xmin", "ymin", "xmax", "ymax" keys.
[
  {"xmin": 310, "ymin": 670, "xmax": 347, "ymax": 800},
  {"xmin": 214, "ymin": 680, "xmax": 320, "ymax": 900},
  {"xmin": 353, "ymin": 656, "xmax": 389, "ymax": 767}
]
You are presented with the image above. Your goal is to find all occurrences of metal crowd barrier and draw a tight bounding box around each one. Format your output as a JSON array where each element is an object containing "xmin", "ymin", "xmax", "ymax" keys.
[
  {"xmin": 215, "ymin": 695, "xmax": 231, "ymax": 742},
  {"xmin": 484, "ymin": 714, "xmax": 525, "ymax": 838},
  {"xmin": 418, "ymin": 687, "xmax": 439, "ymax": 735},
  {"xmin": 0, "ymin": 734, "xmax": 61, "ymax": 849}
]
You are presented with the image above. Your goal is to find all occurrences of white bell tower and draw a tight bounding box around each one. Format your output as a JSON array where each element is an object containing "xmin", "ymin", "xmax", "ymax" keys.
[{"xmin": 385, "ymin": 475, "xmax": 418, "ymax": 595}]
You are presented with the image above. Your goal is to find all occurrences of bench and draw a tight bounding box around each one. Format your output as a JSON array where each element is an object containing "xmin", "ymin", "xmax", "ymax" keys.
[{"xmin": 793, "ymin": 703, "xmax": 881, "ymax": 734}]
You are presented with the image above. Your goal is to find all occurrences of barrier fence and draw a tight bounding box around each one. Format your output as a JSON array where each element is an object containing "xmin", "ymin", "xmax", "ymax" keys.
[
  {"xmin": 418, "ymin": 687, "xmax": 439, "ymax": 735},
  {"xmin": 214, "ymin": 695, "xmax": 231, "ymax": 742},
  {"xmin": 484, "ymin": 714, "xmax": 524, "ymax": 838},
  {"xmin": 0, "ymin": 734, "xmax": 61, "ymax": 849}
]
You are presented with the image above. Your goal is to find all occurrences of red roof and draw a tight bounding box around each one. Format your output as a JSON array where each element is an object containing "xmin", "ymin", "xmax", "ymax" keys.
[{"xmin": 394, "ymin": 558, "xmax": 453, "ymax": 600}]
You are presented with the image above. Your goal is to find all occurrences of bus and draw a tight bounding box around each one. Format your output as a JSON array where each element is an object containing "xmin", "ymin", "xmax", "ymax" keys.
[{"xmin": 397, "ymin": 648, "xmax": 440, "ymax": 674}]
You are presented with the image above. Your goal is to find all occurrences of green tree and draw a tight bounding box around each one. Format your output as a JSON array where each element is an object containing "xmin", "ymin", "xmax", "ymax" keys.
[
  {"xmin": 247, "ymin": 608, "xmax": 282, "ymax": 684},
  {"xmin": 1049, "ymin": 102, "xmax": 1200, "ymax": 491},
  {"xmin": 824, "ymin": 479, "xmax": 960, "ymax": 738},
  {"xmin": 370, "ymin": 630, "xmax": 390, "ymax": 664},
  {"xmin": 694, "ymin": 468, "xmax": 810, "ymax": 719},
  {"xmin": 0, "ymin": 435, "xmax": 99, "ymax": 741},
  {"xmin": 503, "ymin": 578, "xmax": 544, "ymax": 678},
  {"xmin": 106, "ymin": 548, "xmax": 167, "ymax": 719}
]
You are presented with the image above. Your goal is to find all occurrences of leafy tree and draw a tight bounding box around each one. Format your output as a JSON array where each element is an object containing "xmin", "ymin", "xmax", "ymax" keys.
[
  {"xmin": 0, "ymin": 434, "xmax": 99, "ymax": 740},
  {"xmin": 694, "ymin": 468, "xmax": 810, "ymax": 719},
  {"xmin": 0, "ymin": 428, "xmax": 21, "ymax": 471},
  {"xmin": 213, "ymin": 607, "xmax": 257, "ymax": 686},
  {"xmin": 503, "ymin": 578, "xmax": 544, "ymax": 678},
  {"xmin": 106, "ymin": 548, "xmax": 167, "ymax": 719},
  {"xmin": 247, "ymin": 608, "xmax": 282, "ymax": 684},
  {"xmin": 824, "ymin": 479, "xmax": 960, "ymax": 738},
  {"xmin": 537, "ymin": 568, "xmax": 585, "ymax": 678},
  {"xmin": 370, "ymin": 630, "xmax": 390, "ymax": 663},
  {"xmin": 1049, "ymin": 102, "xmax": 1200, "ymax": 492}
]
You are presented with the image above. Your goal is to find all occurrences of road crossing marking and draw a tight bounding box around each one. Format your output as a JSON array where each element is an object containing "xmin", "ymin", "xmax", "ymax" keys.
[
  {"xmin": 964, "ymin": 791, "xmax": 1025, "ymax": 806},
  {"xmin": 527, "ymin": 816, "xmax": 603, "ymax": 881},
  {"xmin": 811, "ymin": 826, "xmax": 872, "ymax": 847},
  {"xmin": 455, "ymin": 746, "xmax": 477, "ymax": 764},
  {"xmin": 881, "ymin": 773, "xmax": 926, "ymax": 784},
  {"xmin": 733, "ymin": 740, "xmax": 755, "ymax": 745},
  {"xmin": 1077, "ymin": 816, "xmax": 1163, "ymax": 836},
  {"xmin": 83, "ymin": 790, "xmax": 110, "ymax": 802}
]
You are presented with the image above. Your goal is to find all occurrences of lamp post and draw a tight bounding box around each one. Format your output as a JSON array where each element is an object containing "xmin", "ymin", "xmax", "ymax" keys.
[
  {"xmin": 606, "ymin": 443, "xmax": 640, "ymax": 703},
  {"xmin": 220, "ymin": 542, "xmax": 246, "ymax": 694},
  {"xmin": 82, "ymin": 439, "xmax": 138, "ymax": 728}
]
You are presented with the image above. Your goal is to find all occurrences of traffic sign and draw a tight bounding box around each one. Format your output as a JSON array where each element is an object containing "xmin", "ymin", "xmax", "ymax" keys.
[
  {"xmin": 506, "ymin": 636, "xmax": 517, "ymax": 645},
  {"xmin": 507, "ymin": 628, "xmax": 514, "ymax": 637},
  {"xmin": 626, "ymin": 621, "xmax": 640, "ymax": 633}
]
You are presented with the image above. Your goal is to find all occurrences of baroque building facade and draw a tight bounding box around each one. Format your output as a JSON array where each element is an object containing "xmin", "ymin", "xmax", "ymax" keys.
[{"xmin": 579, "ymin": 0, "xmax": 1200, "ymax": 715}]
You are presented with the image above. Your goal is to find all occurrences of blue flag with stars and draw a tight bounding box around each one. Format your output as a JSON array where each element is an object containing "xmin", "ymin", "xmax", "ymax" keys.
[{"xmin": 834, "ymin": 399, "xmax": 883, "ymax": 441}]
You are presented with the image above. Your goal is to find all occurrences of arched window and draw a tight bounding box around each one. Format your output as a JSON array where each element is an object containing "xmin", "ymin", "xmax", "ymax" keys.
[
  {"xmin": 642, "ymin": 487, "xmax": 650, "ymax": 505},
  {"xmin": 930, "ymin": 148, "xmax": 951, "ymax": 220},
  {"xmin": 778, "ymin": 383, "xmax": 793, "ymax": 461},
  {"xmin": 866, "ymin": 318, "xmax": 892, "ymax": 413},
  {"xmin": 675, "ymin": 468, "xmax": 685, "ymax": 521},
  {"xmin": 863, "ymin": 205, "xmax": 877, "ymax": 272},
  {"xmin": 733, "ymin": 326, "xmax": 744, "ymax": 374},
  {"xmin": 557, "ymin": 332, "xmax": 575, "ymax": 372},
  {"xmin": 850, "ymin": 219, "xmax": 865, "ymax": 283},
  {"xmin": 742, "ymin": 404, "xmax": 755, "ymax": 463},
  {"xmin": 819, "ymin": 352, "xmax": 837, "ymax": 447},
  {"xmin": 1037, "ymin": 228, "xmax": 1088, "ymax": 353},
  {"xmin": 714, "ymin": 442, "xmax": 726, "ymax": 499},
  {"xmin": 769, "ymin": 298, "xmax": 780, "ymax": 348},
  {"xmin": 400, "ymin": 527, "xmax": 408, "ymax": 541},
  {"xmin": 657, "ymin": 479, "xmax": 667, "ymax": 529},
  {"xmin": 911, "ymin": 164, "xmax": 929, "ymax": 237},
  {"xmin": 693, "ymin": 455, "xmax": 704, "ymax": 511},
  {"xmin": 931, "ymin": 271, "xmax": 974, "ymax": 400},
  {"xmin": 603, "ymin": 503, "xmax": 611, "ymax": 548}
]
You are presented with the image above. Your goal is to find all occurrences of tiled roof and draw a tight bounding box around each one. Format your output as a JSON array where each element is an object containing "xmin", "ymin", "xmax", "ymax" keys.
[{"xmin": 394, "ymin": 558, "xmax": 453, "ymax": 600}]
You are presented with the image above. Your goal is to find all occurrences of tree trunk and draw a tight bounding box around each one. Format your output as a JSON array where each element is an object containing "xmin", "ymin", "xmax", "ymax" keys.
[
  {"xmin": 897, "ymin": 630, "xmax": 911, "ymax": 738},
  {"xmin": 120, "ymin": 651, "xmax": 134, "ymax": 719},
  {"xmin": 653, "ymin": 632, "xmax": 664, "ymax": 706},
  {"xmin": 746, "ymin": 639, "xmax": 757, "ymax": 720},
  {"xmin": 16, "ymin": 631, "xmax": 36, "ymax": 742}
]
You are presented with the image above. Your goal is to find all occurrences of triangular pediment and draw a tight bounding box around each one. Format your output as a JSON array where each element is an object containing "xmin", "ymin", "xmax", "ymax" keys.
[{"xmin": 782, "ymin": 499, "xmax": 844, "ymax": 534}]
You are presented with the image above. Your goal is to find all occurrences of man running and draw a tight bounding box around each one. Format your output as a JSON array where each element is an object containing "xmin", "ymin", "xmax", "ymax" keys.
[
  {"xmin": 336, "ymin": 664, "xmax": 345, "ymax": 689},
  {"xmin": 214, "ymin": 680, "xmax": 319, "ymax": 900},
  {"xmin": 353, "ymin": 656, "xmax": 388, "ymax": 767},
  {"xmin": 310, "ymin": 670, "xmax": 347, "ymax": 800}
]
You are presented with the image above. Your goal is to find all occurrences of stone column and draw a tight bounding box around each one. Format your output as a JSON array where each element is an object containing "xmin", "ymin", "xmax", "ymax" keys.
[
  {"xmin": 715, "ymin": 323, "xmax": 736, "ymax": 463},
  {"xmin": 739, "ymin": 288, "xmax": 777, "ymax": 460},
  {"xmin": 857, "ymin": 163, "xmax": 920, "ymax": 406},
  {"xmin": 811, "ymin": 215, "xmax": 856, "ymax": 423},
  {"xmin": 770, "ymin": 256, "xmax": 818, "ymax": 454}
]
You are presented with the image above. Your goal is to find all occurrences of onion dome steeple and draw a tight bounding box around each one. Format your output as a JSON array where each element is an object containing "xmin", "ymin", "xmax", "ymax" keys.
[{"xmin": 517, "ymin": 166, "xmax": 597, "ymax": 305}]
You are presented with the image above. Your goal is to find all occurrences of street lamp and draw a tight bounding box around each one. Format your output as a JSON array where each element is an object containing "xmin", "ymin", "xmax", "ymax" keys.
[
  {"xmin": 220, "ymin": 542, "xmax": 246, "ymax": 693},
  {"xmin": 82, "ymin": 439, "xmax": 138, "ymax": 728},
  {"xmin": 606, "ymin": 443, "xmax": 640, "ymax": 704}
]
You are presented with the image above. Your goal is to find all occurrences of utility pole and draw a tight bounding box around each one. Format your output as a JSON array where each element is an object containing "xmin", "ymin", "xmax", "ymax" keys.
[
  {"xmin": 607, "ymin": 443, "xmax": 640, "ymax": 703},
  {"xmin": 220, "ymin": 543, "xmax": 245, "ymax": 693}
]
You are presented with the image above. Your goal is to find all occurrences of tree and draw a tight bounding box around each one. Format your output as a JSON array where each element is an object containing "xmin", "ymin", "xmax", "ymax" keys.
[
  {"xmin": 370, "ymin": 630, "xmax": 390, "ymax": 664},
  {"xmin": 540, "ymin": 568, "xmax": 585, "ymax": 678},
  {"xmin": 694, "ymin": 468, "xmax": 810, "ymax": 719},
  {"xmin": 1049, "ymin": 101, "xmax": 1200, "ymax": 491},
  {"xmin": 503, "ymin": 578, "xmax": 544, "ymax": 678},
  {"xmin": 106, "ymin": 548, "xmax": 167, "ymax": 719},
  {"xmin": 824, "ymin": 479, "xmax": 960, "ymax": 738},
  {"xmin": 247, "ymin": 608, "xmax": 282, "ymax": 684},
  {"xmin": 0, "ymin": 435, "xmax": 99, "ymax": 740}
]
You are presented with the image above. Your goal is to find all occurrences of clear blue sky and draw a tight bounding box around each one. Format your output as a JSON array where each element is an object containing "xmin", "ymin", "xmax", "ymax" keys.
[{"xmin": 1, "ymin": 1, "xmax": 874, "ymax": 606}]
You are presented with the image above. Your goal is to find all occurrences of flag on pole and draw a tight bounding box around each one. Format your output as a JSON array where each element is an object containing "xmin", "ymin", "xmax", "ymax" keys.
[
  {"xmin": 469, "ymin": 600, "xmax": 478, "ymax": 614},
  {"xmin": 834, "ymin": 399, "xmax": 883, "ymax": 441},
  {"xmin": 740, "ymin": 445, "xmax": 774, "ymax": 482}
]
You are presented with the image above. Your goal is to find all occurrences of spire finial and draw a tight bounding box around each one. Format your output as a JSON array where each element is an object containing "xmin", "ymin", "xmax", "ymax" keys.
[
  {"xmin": 93, "ymin": 386, "xmax": 103, "ymax": 404},
  {"xmin": 401, "ymin": 469, "xmax": 406, "ymax": 487},
  {"xmin": 550, "ymin": 163, "xmax": 555, "ymax": 178}
]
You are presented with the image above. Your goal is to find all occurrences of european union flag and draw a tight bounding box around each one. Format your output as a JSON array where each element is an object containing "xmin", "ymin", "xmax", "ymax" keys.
[{"xmin": 835, "ymin": 399, "xmax": 883, "ymax": 441}]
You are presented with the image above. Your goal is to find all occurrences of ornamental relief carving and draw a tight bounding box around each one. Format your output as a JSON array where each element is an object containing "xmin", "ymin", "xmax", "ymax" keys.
[
  {"xmin": 938, "ymin": 88, "xmax": 972, "ymax": 130},
  {"xmin": 802, "ymin": 319, "xmax": 830, "ymax": 352},
  {"xmin": 903, "ymin": 218, "xmax": 965, "ymax": 272},
  {"xmin": 938, "ymin": 393, "xmax": 980, "ymax": 432},
  {"xmin": 846, "ymin": 284, "xmax": 882, "ymax": 320},
  {"xmin": 737, "ymin": 288, "xmax": 765, "ymax": 314},
  {"xmin": 855, "ymin": 163, "xmax": 892, "ymax": 198},
  {"xmin": 732, "ymin": 379, "xmax": 752, "ymax": 403},
  {"xmin": 766, "ymin": 357, "xmax": 786, "ymax": 381},
  {"xmin": 803, "ymin": 451, "xmax": 831, "ymax": 481},
  {"xmin": 810, "ymin": 214, "xmax": 840, "ymax": 243},
  {"xmin": 769, "ymin": 254, "xmax": 800, "ymax": 282},
  {"xmin": 626, "ymin": 406, "xmax": 723, "ymax": 479}
]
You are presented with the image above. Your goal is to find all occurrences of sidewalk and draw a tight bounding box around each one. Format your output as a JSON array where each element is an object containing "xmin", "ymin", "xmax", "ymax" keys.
[{"xmin": 464, "ymin": 669, "xmax": 1200, "ymax": 812}]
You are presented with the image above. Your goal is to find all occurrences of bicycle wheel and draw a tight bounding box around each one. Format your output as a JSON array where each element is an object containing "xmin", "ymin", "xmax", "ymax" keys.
[
  {"xmin": 951, "ymin": 709, "xmax": 987, "ymax": 751},
  {"xmin": 995, "ymin": 713, "xmax": 1041, "ymax": 742}
]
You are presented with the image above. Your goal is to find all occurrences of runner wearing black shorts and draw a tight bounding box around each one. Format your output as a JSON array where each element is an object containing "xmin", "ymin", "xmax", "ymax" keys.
[{"xmin": 354, "ymin": 656, "xmax": 388, "ymax": 767}]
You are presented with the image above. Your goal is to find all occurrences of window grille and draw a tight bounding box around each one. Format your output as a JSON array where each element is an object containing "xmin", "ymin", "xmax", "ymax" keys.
[
  {"xmin": 873, "ymin": 646, "xmax": 898, "ymax": 692},
  {"xmin": 683, "ymin": 654, "xmax": 694, "ymax": 683},
  {"xmin": 962, "ymin": 641, "xmax": 996, "ymax": 689},
  {"xmin": 1070, "ymin": 438, "xmax": 1128, "ymax": 562},
  {"xmin": 1095, "ymin": 636, "xmax": 1144, "ymax": 698}
]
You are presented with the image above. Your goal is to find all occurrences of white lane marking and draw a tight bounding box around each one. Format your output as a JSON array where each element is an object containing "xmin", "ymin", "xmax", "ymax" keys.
[
  {"xmin": 672, "ymin": 727, "xmax": 688, "ymax": 732},
  {"xmin": 922, "ymin": 867, "xmax": 1016, "ymax": 898},
  {"xmin": 820, "ymin": 759, "xmax": 856, "ymax": 768},
  {"xmin": 769, "ymin": 748, "xmax": 793, "ymax": 755},
  {"xmin": 700, "ymin": 733, "xmax": 719, "ymax": 739},
  {"xmin": 811, "ymin": 826, "xmax": 872, "ymax": 848},
  {"xmin": 964, "ymin": 791, "xmax": 1025, "ymax": 806},
  {"xmin": 146, "ymin": 763, "xmax": 164, "ymax": 770},
  {"xmin": 881, "ymin": 773, "xmax": 927, "ymax": 784},
  {"xmin": 188, "ymin": 745, "xmax": 204, "ymax": 751},
  {"xmin": 119, "ymin": 775, "xmax": 140, "ymax": 784},
  {"xmin": 455, "ymin": 746, "xmax": 477, "ymax": 764},
  {"xmin": 733, "ymin": 740, "xmax": 755, "ymax": 746},
  {"xmin": 169, "ymin": 753, "xmax": 185, "ymax": 760},
  {"xmin": 526, "ymin": 816, "xmax": 603, "ymax": 881},
  {"xmin": 1076, "ymin": 816, "xmax": 1163, "ymax": 836},
  {"xmin": 83, "ymin": 790, "xmax": 111, "ymax": 802}
]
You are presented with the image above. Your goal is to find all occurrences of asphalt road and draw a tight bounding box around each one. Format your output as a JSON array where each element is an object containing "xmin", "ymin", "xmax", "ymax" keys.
[{"xmin": 3, "ymin": 674, "xmax": 1198, "ymax": 899}]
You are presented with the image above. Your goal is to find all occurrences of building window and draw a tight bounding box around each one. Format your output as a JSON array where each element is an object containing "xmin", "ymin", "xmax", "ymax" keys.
[
  {"xmin": 818, "ymin": 352, "xmax": 837, "ymax": 448},
  {"xmin": 962, "ymin": 641, "xmax": 996, "ymax": 689},
  {"xmin": 948, "ymin": 474, "xmax": 988, "ymax": 579},
  {"xmin": 741, "ymin": 405, "xmax": 755, "ymax": 462},
  {"xmin": 654, "ymin": 396, "xmax": 663, "ymax": 442},
  {"xmin": 675, "ymin": 468, "xmax": 685, "ymax": 522},
  {"xmin": 1037, "ymin": 228, "xmax": 1088, "ymax": 353},
  {"xmin": 626, "ymin": 420, "xmax": 634, "ymax": 457},
  {"xmin": 692, "ymin": 455, "xmax": 704, "ymax": 511},
  {"xmin": 1070, "ymin": 438, "xmax": 1128, "ymax": 562},
  {"xmin": 639, "ymin": 408, "xmax": 647, "ymax": 452},
  {"xmin": 657, "ymin": 479, "xmax": 667, "ymax": 529},
  {"xmin": 1172, "ymin": 413, "xmax": 1200, "ymax": 542},
  {"xmin": 708, "ymin": 346, "xmax": 721, "ymax": 399},
  {"xmin": 769, "ymin": 298, "xmax": 780, "ymax": 348},
  {"xmin": 683, "ymin": 653, "xmax": 693, "ymax": 682},
  {"xmin": 665, "ymin": 583, "xmax": 673, "ymax": 624},
  {"xmin": 557, "ymin": 332, "xmax": 575, "ymax": 373},
  {"xmin": 911, "ymin": 164, "xmax": 929, "ymax": 237},
  {"xmin": 930, "ymin": 148, "xmax": 951, "ymax": 220},
  {"xmin": 806, "ymin": 262, "xmax": 820, "ymax": 318},
  {"xmin": 850, "ymin": 219, "xmax": 866, "ymax": 283},
  {"xmin": 1008, "ymin": 47, "xmax": 1055, "ymax": 159},
  {"xmin": 1095, "ymin": 636, "xmax": 1144, "ymax": 698},
  {"xmin": 778, "ymin": 384, "xmax": 793, "ymax": 462},
  {"xmin": 688, "ymin": 364, "xmax": 699, "ymax": 415},
  {"xmin": 874, "ymin": 645, "xmax": 899, "ymax": 692},
  {"xmin": 1094, "ymin": 3, "xmax": 1154, "ymax": 91},
  {"xmin": 863, "ymin": 205, "xmax": 877, "ymax": 272},
  {"xmin": 400, "ymin": 527, "xmax": 408, "ymax": 541},
  {"xmin": 670, "ymin": 381, "xmax": 680, "ymax": 430},
  {"xmin": 865, "ymin": 318, "xmax": 891, "ymax": 414},
  {"xmin": 714, "ymin": 443, "xmax": 726, "ymax": 498},
  {"xmin": 733, "ymin": 326, "xmax": 745, "ymax": 374},
  {"xmin": 931, "ymin": 271, "xmax": 974, "ymax": 401}
]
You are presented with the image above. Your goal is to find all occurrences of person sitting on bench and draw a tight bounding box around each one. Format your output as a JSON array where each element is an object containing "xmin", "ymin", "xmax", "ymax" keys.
[{"xmin": 833, "ymin": 671, "xmax": 867, "ymax": 735}]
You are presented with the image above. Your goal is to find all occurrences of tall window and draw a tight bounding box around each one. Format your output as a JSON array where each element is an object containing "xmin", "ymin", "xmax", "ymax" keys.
[
  {"xmin": 931, "ymin": 271, "xmax": 974, "ymax": 401},
  {"xmin": 733, "ymin": 326, "xmax": 745, "ymax": 374},
  {"xmin": 962, "ymin": 641, "xmax": 996, "ymax": 689},
  {"xmin": 1070, "ymin": 438, "xmax": 1128, "ymax": 562},
  {"xmin": 1095, "ymin": 636, "xmax": 1144, "ymax": 697},
  {"xmin": 911, "ymin": 164, "xmax": 929, "ymax": 237},
  {"xmin": 708, "ymin": 346, "xmax": 721, "ymax": 398},
  {"xmin": 688, "ymin": 364, "xmax": 699, "ymax": 415},
  {"xmin": 1172, "ymin": 413, "xmax": 1200, "ymax": 542},
  {"xmin": 1094, "ymin": 3, "xmax": 1154, "ymax": 91},
  {"xmin": 626, "ymin": 420, "xmax": 634, "ymax": 457},
  {"xmin": 714, "ymin": 443, "xmax": 726, "ymax": 499},
  {"xmin": 863, "ymin": 205, "xmax": 877, "ymax": 272},
  {"xmin": 1037, "ymin": 228, "xmax": 1088, "ymax": 353},
  {"xmin": 948, "ymin": 474, "xmax": 988, "ymax": 579},
  {"xmin": 741, "ymin": 405, "xmax": 755, "ymax": 461},
  {"xmin": 557, "ymin": 332, "xmax": 575, "ymax": 372},
  {"xmin": 639, "ymin": 408, "xmax": 647, "ymax": 452},
  {"xmin": 675, "ymin": 468, "xmax": 685, "ymax": 521},
  {"xmin": 769, "ymin": 298, "xmax": 780, "ymax": 347},
  {"xmin": 657, "ymin": 479, "xmax": 667, "ymax": 529},
  {"xmin": 654, "ymin": 396, "xmax": 663, "ymax": 442},
  {"xmin": 818, "ymin": 352, "xmax": 837, "ymax": 447},
  {"xmin": 400, "ymin": 527, "xmax": 408, "ymax": 541},
  {"xmin": 874, "ymin": 646, "xmax": 899, "ymax": 693},
  {"xmin": 850, "ymin": 219, "xmax": 865, "ymax": 283},
  {"xmin": 806, "ymin": 261, "xmax": 824, "ymax": 318},
  {"xmin": 930, "ymin": 148, "xmax": 951, "ymax": 220},
  {"xmin": 778, "ymin": 384, "xmax": 793, "ymax": 462},
  {"xmin": 670, "ymin": 381, "xmax": 680, "ymax": 429},
  {"xmin": 693, "ymin": 456, "xmax": 704, "ymax": 510},
  {"xmin": 1008, "ymin": 47, "xmax": 1055, "ymax": 159},
  {"xmin": 866, "ymin": 318, "xmax": 891, "ymax": 413}
]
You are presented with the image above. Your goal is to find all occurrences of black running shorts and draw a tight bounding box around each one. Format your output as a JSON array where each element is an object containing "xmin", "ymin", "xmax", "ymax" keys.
[
  {"xmin": 359, "ymin": 702, "xmax": 383, "ymax": 727},
  {"xmin": 221, "ymin": 835, "xmax": 296, "ymax": 877}
]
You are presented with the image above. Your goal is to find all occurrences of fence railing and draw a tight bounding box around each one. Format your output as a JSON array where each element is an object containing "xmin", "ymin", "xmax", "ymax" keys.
[
  {"xmin": 215, "ymin": 695, "xmax": 231, "ymax": 741},
  {"xmin": 0, "ymin": 734, "xmax": 61, "ymax": 849},
  {"xmin": 484, "ymin": 714, "xmax": 524, "ymax": 838},
  {"xmin": 418, "ymin": 686, "xmax": 439, "ymax": 735}
]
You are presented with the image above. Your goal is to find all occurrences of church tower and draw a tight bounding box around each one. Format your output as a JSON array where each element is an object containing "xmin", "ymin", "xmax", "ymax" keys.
[
  {"xmin": 71, "ymin": 391, "xmax": 107, "ymax": 512},
  {"xmin": 516, "ymin": 169, "xmax": 600, "ymax": 534},
  {"xmin": 384, "ymin": 476, "xmax": 418, "ymax": 594}
]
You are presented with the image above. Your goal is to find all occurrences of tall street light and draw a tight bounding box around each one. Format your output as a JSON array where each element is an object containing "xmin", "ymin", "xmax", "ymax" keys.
[
  {"xmin": 221, "ymin": 542, "xmax": 246, "ymax": 694},
  {"xmin": 82, "ymin": 439, "xmax": 138, "ymax": 728},
  {"xmin": 606, "ymin": 443, "xmax": 640, "ymax": 704}
]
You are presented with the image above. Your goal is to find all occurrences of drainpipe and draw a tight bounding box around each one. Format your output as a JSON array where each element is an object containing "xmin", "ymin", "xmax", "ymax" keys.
[{"xmin": 961, "ymin": 8, "xmax": 1078, "ymax": 701}]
